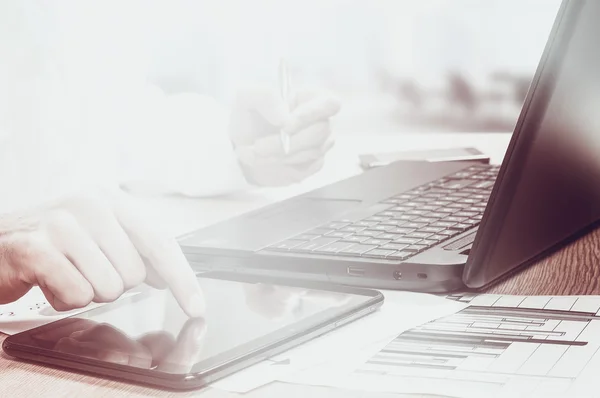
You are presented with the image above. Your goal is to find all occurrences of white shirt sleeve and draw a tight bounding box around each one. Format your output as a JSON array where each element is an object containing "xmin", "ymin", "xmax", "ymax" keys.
[
  {"xmin": 0, "ymin": 2, "xmax": 251, "ymax": 212},
  {"xmin": 117, "ymin": 85, "xmax": 250, "ymax": 197}
]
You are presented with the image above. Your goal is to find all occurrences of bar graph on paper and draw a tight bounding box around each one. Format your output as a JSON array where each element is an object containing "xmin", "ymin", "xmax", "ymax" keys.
[{"xmin": 352, "ymin": 295, "xmax": 600, "ymax": 397}]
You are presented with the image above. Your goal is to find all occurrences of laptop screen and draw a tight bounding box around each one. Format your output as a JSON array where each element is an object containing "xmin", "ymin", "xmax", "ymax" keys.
[{"xmin": 464, "ymin": 0, "xmax": 600, "ymax": 286}]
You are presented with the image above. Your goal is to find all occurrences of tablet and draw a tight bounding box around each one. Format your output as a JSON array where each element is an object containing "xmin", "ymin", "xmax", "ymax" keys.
[{"xmin": 3, "ymin": 272, "xmax": 383, "ymax": 390}]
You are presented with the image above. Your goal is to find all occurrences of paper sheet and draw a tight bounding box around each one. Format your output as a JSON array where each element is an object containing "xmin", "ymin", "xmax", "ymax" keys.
[
  {"xmin": 0, "ymin": 287, "xmax": 141, "ymax": 335},
  {"xmin": 213, "ymin": 290, "xmax": 466, "ymax": 393},
  {"xmin": 282, "ymin": 293, "xmax": 600, "ymax": 398}
]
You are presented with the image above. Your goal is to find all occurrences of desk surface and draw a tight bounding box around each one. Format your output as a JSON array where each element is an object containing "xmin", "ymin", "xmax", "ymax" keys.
[{"xmin": 3, "ymin": 133, "xmax": 600, "ymax": 398}]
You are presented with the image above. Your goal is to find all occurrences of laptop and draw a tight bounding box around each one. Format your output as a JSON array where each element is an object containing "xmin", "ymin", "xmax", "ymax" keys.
[{"xmin": 180, "ymin": 0, "xmax": 600, "ymax": 292}]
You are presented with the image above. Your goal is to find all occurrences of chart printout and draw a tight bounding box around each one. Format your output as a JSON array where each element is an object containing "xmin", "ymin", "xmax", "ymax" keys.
[{"xmin": 345, "ymin": 294, "xmax": 600, "ymax": 397}]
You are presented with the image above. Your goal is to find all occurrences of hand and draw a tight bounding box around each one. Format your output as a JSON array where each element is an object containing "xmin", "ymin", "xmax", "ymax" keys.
[
  {"xmin": 229, "ymin": 87, "xmax": 341, "ymax": 187},
  {"xmin": 0, "ymin": 188, "xmax": 204, "ymax": 317},
  {"xmin": 52, "ymin": 318, "xmax": 207, "ymax": 372}
]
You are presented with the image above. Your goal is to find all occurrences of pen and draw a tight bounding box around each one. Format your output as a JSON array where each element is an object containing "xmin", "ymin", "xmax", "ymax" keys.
[{"xmin": 279, "ymin": 58, "xmax": 294, "ymax": 154}]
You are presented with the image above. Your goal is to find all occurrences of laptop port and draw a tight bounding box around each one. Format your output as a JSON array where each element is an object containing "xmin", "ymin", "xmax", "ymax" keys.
[
  {"xmin": 393, "ymin": 271, "xmax": 402, "ymax": 280},
  {"xmin": 417, "ymin": 273, "xmax": 428, "ymax": 279},
  {"xmin": 347, "ymin": 266, "xmax": 365, "ymax": 277}
]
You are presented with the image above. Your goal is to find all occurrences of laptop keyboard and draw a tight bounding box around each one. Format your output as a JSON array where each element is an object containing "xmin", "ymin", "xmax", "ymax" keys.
[{"xmin": 264, "ymin": 164, "xmax": 500, "ymax": 261}]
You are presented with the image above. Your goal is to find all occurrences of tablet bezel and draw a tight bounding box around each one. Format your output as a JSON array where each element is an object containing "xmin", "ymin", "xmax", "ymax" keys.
[{"xmin": 3, "ymin": 272, "xmax": 383, "ymax": 390}]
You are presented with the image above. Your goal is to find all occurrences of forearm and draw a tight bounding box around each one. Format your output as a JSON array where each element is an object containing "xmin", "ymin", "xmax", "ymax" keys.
[{"xmin": 118, "ymin": 86, "xmax": 250, "ymax": 197}]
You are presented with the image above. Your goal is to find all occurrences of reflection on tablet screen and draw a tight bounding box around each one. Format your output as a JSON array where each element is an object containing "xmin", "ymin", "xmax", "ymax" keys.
[{"xmin": 28, "ymin": 277, "xmax": 367, "ymax": 374}]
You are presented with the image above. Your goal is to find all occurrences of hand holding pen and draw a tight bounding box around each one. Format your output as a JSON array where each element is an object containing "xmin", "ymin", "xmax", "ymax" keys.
[
  {"xmin": 229, "ymin": 60, "xmax": 341, "ymax": 187},
  {"xmin": 279, "ymin": 58, "xmax": 295, "ymax": 154}
]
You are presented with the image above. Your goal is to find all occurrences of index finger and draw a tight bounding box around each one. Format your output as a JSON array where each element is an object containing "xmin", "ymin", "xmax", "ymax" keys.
[{"xmin": 109, "ymin": 190, "xmax": 205, "ymax": 318}]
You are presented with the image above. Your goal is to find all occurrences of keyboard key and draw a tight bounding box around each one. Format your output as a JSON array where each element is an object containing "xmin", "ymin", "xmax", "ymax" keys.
[
  {"xmin": 294, "ymin": 234, "xmax": 320, "ymax": 241},
  {"xmin": 268, "ymin": 240, "xmax": 307, "ymax": 251},
  {"xmin": 428, "ymin": 234, "xmax": 448, "ymax": 242},
  {"xmin": 395, "ymin": 214, "xmax": 419, "ymax": 221},
  {"xmin": 448, "ymin": 170, "xmax": 476, "ymax": 179},
  {"xmin": 387, "ymin": 227, "xmax": 416, "ymax": 234},
  {"xmin": 473, "ymin": 194, "xmax": 489, "ymax": 200},
  {"xmin": 454, "ymin": 211, "xmax": 478, "ymax": 218},
  {"xmin": 339, "ymin": 226, "xmax": 367, "ymax": 233},
  {"xmin": 393, "ymin": 237, "xmax": 422, "ymax": 245},
  {"xmin": 464, "ymin": 206, "xmax": 486, "ymax": 213},
  {"xmin": 426, "ymin": 188, "xmax": 452, "ymax": 194},
  {"xmin": 394, "ymin": 194, "xmax": 416, "ymax": 200},
  {"xmin": 339, "ymin": 244, "xmax": 379, "ymax": 255},
  {"xmin": 466, "ymin": 165, "xmax": 491, "ymax": 171},
  {"xmin": 405, "ymin": 244, "xmax": 428, "ymax": 252},
  {"xmin": 323, "ymin": 222, "xmax": 351, "ymax": 230},
  {"xmin": 360, "ymin": 230, "xmax": 384, "ymax": 237},
  {"xmin": 405, "ymin": 209, "xmax": 429, "ymax": 216},
  {"xmin": 326, "ymin": 231, "xmax": 354, "ymax": 238},
  {"xmin": 420, "ymin": 205, "xmax": 440, "ymax": 211},
  {"xmin": 424, "ymin": 212, "xmax": 446, "ymax": 218},
  {"xmin": 315, "ymin": 241, "xmax": 355, "ymax": 254},
  {"xmin": 362, "ymin": 249, "xmax": 397, "ymax": 258},
  {"xmin": 438, "ymin": 207, "xmax": 458, "ymax": 214},
  {"xmin": 379, "ymin": 219, "xmax": 405, "ymax": 226},
  {"xmin": 387, "ymin": 251, "xmax": 413, "ymax": 260},
  {"xmin": 449, "ymin": 223, "xmax": 473, "ymax": 232},
  {"xmin": 389, "ymin": 206, "xmax": 413, "ymax": 212},
  {"xmin": 402, "ymin": 202, "xmax": 422, "ymax": 207},
  {"xmin": 378, "ymin": 233, "xmax": 402, "ymax": 240},
  {"xmin": 365, "ymin": 216, "xmax": 390, "ymax": 222},
  {"xmin": 341, "ymin": 235, "xmax": 370, "ymax": 243},
  {"xmin": 413, "ymin": 217, "xmax": 438, "ymax": 224},
  {"xmin": 419, "ymin": 226, "xmax": 446, "ymax": 234},
  {"xmin": 447, "ymin": 192, "xmax": 472, "ymax": 198},
  {"xmin": 429, "ymin": 200, "xmax": 452, "ymax": 207},
  {"xmin": 444, "ymin": 216, "xmax": 467, "ymax": 223},
  {"xmin": 401, "ymin": 222, "xmax": 427, "ymax": 229},
  {"xmin": 463, "ymin": 219, "xmax": 481, "ymax": 225},
  {"xmin": 406, "ymin": 232, "xmax": 434, "ymax": 239},
  {"xmin": 448, "ymin": 203, "xmax": 470, "ymax": 209},
  {"xmin": 473, "ymin": 214, "xmax": 484, "ymax": 220},
  {"xmin": 381, "ymin": 243, "xmax": 410, "ymax": 251},
  {"xmin": 378, "ymin": 211, "xmax": 403, "ymax": 217},
  {"xmin": 457, "ymin": 198, "xmax": 482, "ymax": 204},
  {"xmin": 354, "ymin": 221, "xmax": 378, "ymax": 227},
  {"xmin": 438, "ymin": 179, "xmax": 476, "ymax": 190},
  {"xmin": 423, "ymin": 193, "xmax": 447, "ymax": 200},
  {"xmin": 462, "ymin": 188, "xmax": 484, "ymax": 194},
  {"xmin": 308, "ymin": 228, "xmax": 336, "ymax": 236},
  {"xmin": 419, "ymin": 239, "xmax": 438, "ymax": 246},
  {"xmin": 439, "ymin": 196, "xmax": 458, "ymax": 202},
  {"xmin": 364, "ymin": 238, "xmax": 392, "ymax": 246},
  {"xmin": 472, "ymin": 180, "xmax": 495, "ymax": 189},
  {"xmin": 371, "ymin": 225, "xmax": 397, "ymax": 232},
  {"xmin": 438, "ymin": 230, "xmax": 459, "ymax": 237},
  {"xmin": 430, "ymin": 221, "xmax": 457, "ymax": 228},
  {"xmin": 292, "ymin": 237, "xmax": 339, "ymax": 252}
]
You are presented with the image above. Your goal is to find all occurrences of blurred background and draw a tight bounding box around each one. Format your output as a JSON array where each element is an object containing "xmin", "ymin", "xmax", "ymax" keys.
[{"xmin": 81, "ymin": 0, "xmax": 563, "ymax": 135}]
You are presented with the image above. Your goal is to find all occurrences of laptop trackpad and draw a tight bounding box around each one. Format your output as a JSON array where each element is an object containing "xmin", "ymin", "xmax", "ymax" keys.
[
  {"xmin": 249, "ymin": 198, "xmax": 361, "ymax": 223},
  {"xmin": 187, "ymin": 198, "xmax": 363, "ymax": 251}
]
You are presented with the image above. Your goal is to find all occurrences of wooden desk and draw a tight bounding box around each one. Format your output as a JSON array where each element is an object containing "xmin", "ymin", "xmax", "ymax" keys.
[{"xmin": 4, "ymin": 132, "xmax": 594, "ymax": 398}]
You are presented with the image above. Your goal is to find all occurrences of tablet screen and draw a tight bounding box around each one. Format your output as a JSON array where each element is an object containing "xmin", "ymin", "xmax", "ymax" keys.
[{"xmin": 19, "ymin": 275, "xmax": 374, "ymax": 375}]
